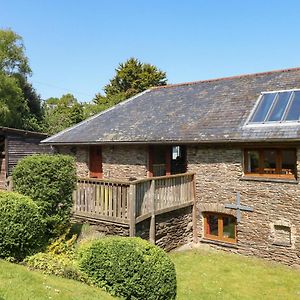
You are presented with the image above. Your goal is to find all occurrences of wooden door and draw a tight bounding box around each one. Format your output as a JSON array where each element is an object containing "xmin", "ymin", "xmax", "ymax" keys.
[
  {"xmin": 147, "ymin": 146, "xmax": 171, "ymax": 177},
  {"xmin": 89, "ymin": 146, "xmax": 103, "ymax": 178}
]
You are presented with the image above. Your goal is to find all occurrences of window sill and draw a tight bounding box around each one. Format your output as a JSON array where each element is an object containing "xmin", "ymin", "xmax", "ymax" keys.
[
  {"xmin": 240, "ymin": 176, "xmax": 298, "ymax": 184},
  {"xmin": 200, "ymin": 238, "xmax": 238, "ymax": 249}
]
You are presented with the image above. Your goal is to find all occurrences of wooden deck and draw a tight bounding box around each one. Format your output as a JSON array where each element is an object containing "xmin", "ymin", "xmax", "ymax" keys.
[{"xmin": 73, "ymin": 172, "xmax": 196, "ymax": 242}]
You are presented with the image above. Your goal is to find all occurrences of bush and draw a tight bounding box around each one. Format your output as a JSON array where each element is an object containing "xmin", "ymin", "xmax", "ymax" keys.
[
  {"xmin": 0, "ymin": 191, "xmax": 46, "ymax": 261},
  {"xmin": 25, "ymin": 252, "xmax": 86, "ymax": 282},
  {"xmin": 24, "ymin": 227, "xmax": 87, "ymax": 282},
  {"xmin": 13, "ymin": 154, "xmax": 76, "ymax": 239},
  {"xmin": 77, "ymin": 237, "xmax": 177, "ymax": 300}
]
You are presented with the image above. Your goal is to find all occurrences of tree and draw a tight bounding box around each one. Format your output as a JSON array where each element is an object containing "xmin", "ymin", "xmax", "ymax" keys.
[
  {"xmin": 0, "ymin": 73, "xmax": 28, "ymax": 128},
  {"xmin": 93, "ymin": 58, "xmax": 167, "ymax": 108},
  {"xmin": 0, "ymin": 29, "xmax": 43, "ymax": 131},
  {"xmin": 43, "ymin": 94, "xmax": 84, "ymax": 135},
  {"xmin": 0, "ymin": 29, "xmax": 31, "ymax": 76}
]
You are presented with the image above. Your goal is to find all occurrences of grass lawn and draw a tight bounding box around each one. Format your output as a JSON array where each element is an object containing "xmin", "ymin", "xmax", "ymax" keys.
[
  {"xmin": 170, "ymin": 248, "xmax": 300, "ymax": 300},
  {"xmin": 0, "ymin": 260, "xmax": 114, "ymax": 300},
  {"xmin": 1, "ymin": 249, "xmax": 300, "ymax": 299}
]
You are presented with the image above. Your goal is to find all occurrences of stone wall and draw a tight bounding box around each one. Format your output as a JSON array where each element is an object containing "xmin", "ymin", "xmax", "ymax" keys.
[
  {"xmin": 187, "ymin": 145, "xmax": 300, "ymax": 267},
  {"xmin": 102, "ymin": 145, "xmax": 147, "ymax": 180},
  {"xmin": 56, "ymin": 145, "xmax": 148, "ymax": 180},
  {"xmin": 56, "ymin": 146, "xmax": 89, "ymax": 177},
  {"xmin": 72, "ymin": 215, "xmax": 130, "ymax": 237},
  {"xmin": 136, "ymin": 206, "xmax": 193, "ymax": 251},
  {"xmin": 58, "ymin": 142, "xmax": 300, "ymax": 266}
]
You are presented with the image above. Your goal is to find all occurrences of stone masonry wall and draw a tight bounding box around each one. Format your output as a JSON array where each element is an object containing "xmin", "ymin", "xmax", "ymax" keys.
[
  {"xmin": 187, "ymin": 145, "xmax": 300, "ymax": 267},
  {"xmin": 56, "ymin": 146, "xmax": 89, "ymax": 177},
  {"xmin": 102, "ymin": 145, "xmax": 147, "ymax": 180},
  {"xmin": 155, "ymin": 206, "xmax": 193, "ymax": 251},
  {"xmin": 56, "ymin": 145, "xmax": 148, "ymax": 180},
  {"xmin": 72, "ymin": 215, "xmax": 130, "ymax": 237},
  {"xmin": 136, "ymin": 206, "xmax": 193, "ymax": 251}
]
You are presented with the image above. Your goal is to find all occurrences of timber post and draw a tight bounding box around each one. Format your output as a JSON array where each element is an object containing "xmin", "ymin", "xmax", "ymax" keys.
[
  {"xmin": 129, "ymin": 183, "xmax": 136, "ymax": 237},
  {"xmin": 149, "ymin": 179, "xmax": 156, "ymax": 244}
]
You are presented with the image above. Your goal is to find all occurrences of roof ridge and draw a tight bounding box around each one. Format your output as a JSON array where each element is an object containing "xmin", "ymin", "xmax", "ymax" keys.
[{"xmin": 151, "ymin": 66, "xmax": 300, "ymax": 90}]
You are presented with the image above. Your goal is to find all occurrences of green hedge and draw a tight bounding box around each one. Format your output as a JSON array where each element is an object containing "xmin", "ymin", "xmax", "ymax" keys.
[
  {"xmin": 13, "ymin": 154, "xmax": 76, "ymax": 239},
  {"xmin": 0, "ymin": 191, "xmax": 46, "ymax": 261},
  {"xmin": 77, "ymin": 237, "xmax": 177, "ymax": 300}
]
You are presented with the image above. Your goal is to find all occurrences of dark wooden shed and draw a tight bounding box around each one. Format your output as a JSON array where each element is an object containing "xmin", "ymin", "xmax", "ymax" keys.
[{"xmin": 0, "ymin": 127, "xmax": 51, "ymax": 189}]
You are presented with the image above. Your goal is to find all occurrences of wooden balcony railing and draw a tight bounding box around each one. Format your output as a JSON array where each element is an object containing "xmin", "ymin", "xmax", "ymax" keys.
[
  {"xmin": 73, "ymin": 177, "xmax": 131, "ymax": 224},
  {"xmin": 73, "ymin": 172, "xmax": 196, "ymax": 242}
]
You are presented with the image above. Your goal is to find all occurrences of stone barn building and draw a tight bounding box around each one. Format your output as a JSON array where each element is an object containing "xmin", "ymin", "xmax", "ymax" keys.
[
  {"xmin": 0, "ymin": 127, "xmax": 51, "ymax": 189},
  {"xmin": 43, "ymin": 67, "xmax": 300, "ymax": 267}
]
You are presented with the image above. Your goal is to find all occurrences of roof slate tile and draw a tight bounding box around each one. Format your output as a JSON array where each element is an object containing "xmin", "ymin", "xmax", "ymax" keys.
[{"xmin": 43, "ymin": 67, "xmax": 300, "ymax": 144}]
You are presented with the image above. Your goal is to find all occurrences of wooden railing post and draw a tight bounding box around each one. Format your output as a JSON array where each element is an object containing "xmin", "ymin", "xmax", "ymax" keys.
[
  {"xmin": 129, "ymin": 183, "xmax": 136, "ymax": 237},
  {"xmin": 192, "ymin": 174, "xmax": 198, "ymax": 243},
  {"xmin": 149, "ymin": 179, "xmax": 156, "ymax": 244}
]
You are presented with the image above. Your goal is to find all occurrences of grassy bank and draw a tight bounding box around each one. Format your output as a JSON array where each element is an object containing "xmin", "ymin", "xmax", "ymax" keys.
[
  {"xmin": 0, "ymin": 260, "xmax": 114, "ymax": 300},
  {"xmin": 1, "ymin": 249, "xmax": 300, "ymax": 299}
]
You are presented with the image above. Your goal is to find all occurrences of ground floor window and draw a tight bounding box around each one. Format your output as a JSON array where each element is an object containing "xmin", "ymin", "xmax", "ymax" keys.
[{"xmin": 203, "ymin": 213, "xmax": 237, "ymax": 243}]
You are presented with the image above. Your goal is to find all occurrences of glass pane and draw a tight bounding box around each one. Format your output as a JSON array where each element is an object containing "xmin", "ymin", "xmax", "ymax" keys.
[
  {"xmin": 172, "ymin": 146, "xmax": 180, "ymax": 160},
  {"xmin": 247, "ymin": 150, "xmax": 259, "ymax": 173},
  {"xmin": 281, "ymin": 150, "xmax": 296, "ymax": 175},
  {"xmin": 251, "ymin": 93, "xmax": 276, "ymax": 122},
  {"xmin": 285, "ymin": 91, "xmax": 300, "ymax": 121},
  {"xmin": 263, "ymin": 150, "xmax": 277, "ymax": 174},
  {"xmin": 268, "ymin": 92, "xmax": 291, "ymax": 121},
  {"xmin": 222, "ymin": 216, "xmax": 236, "ymax": 239},
  {"xmin": 171, "ymin": 146, "xmax": 187, "ymax": 175},
  {"xmin": 206, "ymin": 215, "xmax": 218, "ymax": 236}
]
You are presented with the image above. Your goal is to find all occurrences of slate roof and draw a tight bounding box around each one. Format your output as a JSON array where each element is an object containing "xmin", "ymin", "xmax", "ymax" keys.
[{"xmin": 42, "ymin": 67, "xmax": 300, "ymax": 145}]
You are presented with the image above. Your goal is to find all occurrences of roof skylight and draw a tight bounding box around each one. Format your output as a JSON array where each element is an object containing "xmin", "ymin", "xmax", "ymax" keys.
[{"xmin": 248, "ymin": 90, "xmax": 300, "ymax": 124}]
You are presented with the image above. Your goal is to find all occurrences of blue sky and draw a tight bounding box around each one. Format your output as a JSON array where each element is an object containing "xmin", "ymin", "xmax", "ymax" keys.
[{"xmin": 1, "ymin": 0, "xmax": 300, "ymax": 102}]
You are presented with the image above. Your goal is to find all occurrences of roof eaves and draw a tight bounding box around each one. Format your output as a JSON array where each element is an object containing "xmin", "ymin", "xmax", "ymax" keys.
[{"xmin": 42, "ymin": 137, "xmax": 300, "ymax": 146}]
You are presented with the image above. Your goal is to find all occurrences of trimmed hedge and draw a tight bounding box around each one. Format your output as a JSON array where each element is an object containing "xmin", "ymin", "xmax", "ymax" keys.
[
  {"xmin": 0, "ymin": 191, "xmax": 46, "ymax": 261},
  {"xmin": 12, "ymin": 154, "xmax": 76, "ymax": 239},
  {"xmin": 77, "ymin": 237, "xmax": 177, "ymax": 300}
]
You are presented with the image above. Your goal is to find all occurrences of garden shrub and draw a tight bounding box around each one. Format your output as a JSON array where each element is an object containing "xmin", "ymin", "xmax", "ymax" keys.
[
  {"xmin": 77, "ymin": 237, "xmax": 177, "ymax": 300},
  {"xmin": 24, "ymin": 227, "xmax": 87, "ymax": 282},
  {"xmin": 0, "ymin": 191, "xmax": 46, "ymax": 261},
  {"xmin": 12, "ymin": 154, "xmax": 76, "ymax": 240},
  {"xmin": 25, "ymin": 252, "xmax": 87, "ymax": 282},
  {"xmin": 46, "ymin": 229, "xmax": 77, "ymax": 256}
]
